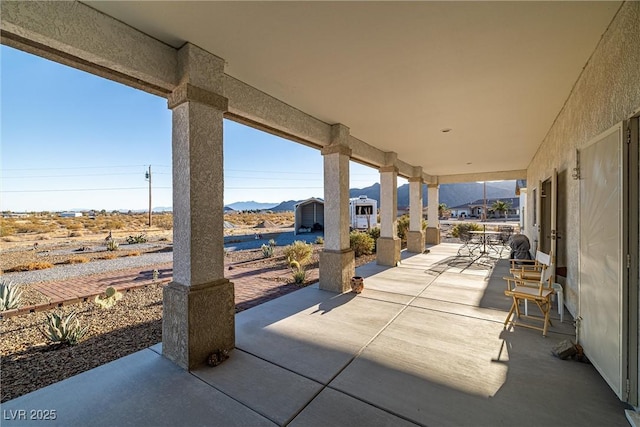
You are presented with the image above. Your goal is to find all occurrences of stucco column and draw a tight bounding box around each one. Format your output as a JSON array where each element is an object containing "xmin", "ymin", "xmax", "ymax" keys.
[
  {"xmin": 426, "ymin": 183, "xmax": 441, "ymax": 244},
  {"xmin": 407, "ymin": 174, "xmax": 425, "ymax": 253},
  {"xmin": 377, "ymin": 161, "xmax": 401, "ymax": 266},
  {"xmin": 163, "ymin": 45, "xmax": 234, "ymax": 370},
  {"xmin": 319, "ymin": 124, "xmax": 355, "ymax": 293}
]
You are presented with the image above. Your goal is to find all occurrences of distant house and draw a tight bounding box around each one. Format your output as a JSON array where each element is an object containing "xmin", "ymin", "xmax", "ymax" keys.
[
  {"xmin": 60, "ymin": 211, "xmax": 83, "ymax": 218},
  {"xmin": 294, "ymin": 198, "xmax": 324, "ymax": 234},
  {"xmin": 450, "ymin": 197, "xmax": 520, "ymax": 219}
]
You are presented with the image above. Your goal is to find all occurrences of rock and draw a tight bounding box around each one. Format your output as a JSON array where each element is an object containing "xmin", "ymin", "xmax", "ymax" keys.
[
  {"xmin": 552, "ymin": 339, "xmax": 577, "ymax": 360},
  {"xmin": 207, "ymin": 349, "xmax": 230, "ymax": 367}
]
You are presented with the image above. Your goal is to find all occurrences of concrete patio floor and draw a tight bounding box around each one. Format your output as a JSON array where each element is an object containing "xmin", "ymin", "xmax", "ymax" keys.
[{"xmin": 1, "ymin": 243, "xmax": 629, "ymax": 426}]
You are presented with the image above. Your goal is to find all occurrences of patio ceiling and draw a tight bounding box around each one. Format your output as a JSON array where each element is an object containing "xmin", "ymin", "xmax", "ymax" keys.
[{"xmin": 84, "ymin": 1, "xmax": 621, "ymax": 179}]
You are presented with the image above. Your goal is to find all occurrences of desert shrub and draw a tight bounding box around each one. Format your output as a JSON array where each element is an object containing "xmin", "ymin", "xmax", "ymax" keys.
[
  {"xmin": 0, "ymin": 279, "xmax": 22, "ymax": 311},
  {"xmin": 397, "ymin": 214, "xmax": 410, "ymax": 241},
  {"xmin": 68, "ymin": 231, "xmax": 83, "ymax": 237},
  {"xmin": 66, "ymin": 222, "xmax": 84, "ymax": 231},
  {"xmin": 451, "ymin": 222, "xmax": 482, "ymax": 238},
  {"xmin": 283, "ymin": 240, "xmax": 312, "ymax": 265},
  {"xmin": 292, "ymin": 269, "xmax": 306, "ymax": 285},
  {"xmin": 43, "ymin": 311, "xmax": 88, "ymax": 345},
  {"xmin": 6, "ymin": 262, "xmax": 54, "ymax": 272},
  {"xmin": 62, "ymin": 257, "xmax": 89, "ymax": 265},
  {"xmin": 126, "ymin": 234, "xmax": 148, "ymax": 244},
  {"xmin": 154, "ymin": 215, "xmax": 173, "ymax": 230},
  {"xmin": 367, "ymin": 227, "xmax": 381, "ymax": 241},
  {"xmin": 315, "ymin": 236, "xmax": 324, "ymax": 245},
  {"xmin": 261, "ymin": 244, "xmax": 274, "ymax": 258},
  {"xmin": 125, "ymin": 251, "xmax": 141, "ymax": 257},
  {"xmin": 105, "ymin": 219, "xmax": 124, "ymax": 230},
  {"xmin": 350, "ymin": 231, "xmax": 374, "ymax": 257},
  {"xmin": 106, "ymin": 239, "xmax": 119, "ymax": 251},
  {"xmin": 268, "ymin": 239, "xmax": 277, "ymax": 247},
  {"xmin": 0, "ymin": 219, "xmax": 16, "ymax": 237},
  {"xmin": 98, "ymin": 253, "xmax": 118, "ymax": 260}
]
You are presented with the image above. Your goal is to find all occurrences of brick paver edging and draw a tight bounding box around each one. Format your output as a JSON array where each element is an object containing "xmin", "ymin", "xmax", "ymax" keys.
[{"xmin": 0, "ymin": 263, "xmax": 173, "ymax": 319}]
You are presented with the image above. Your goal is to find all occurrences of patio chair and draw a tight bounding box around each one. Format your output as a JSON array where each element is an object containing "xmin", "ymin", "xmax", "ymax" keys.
[
  {"xmin": 503, "ymin": 250, "xmax": 555, "ymax": 336},
  {"xmin": 509, "ymin": 250, "xmax": 550, "ymax": 281},
  {"xmin": 456, "ymin": 229, "xmax": 480, "ymax": 256}
]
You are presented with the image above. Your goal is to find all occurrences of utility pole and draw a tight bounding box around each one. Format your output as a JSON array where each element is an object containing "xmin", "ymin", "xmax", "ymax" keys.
[
  {"xmin": 145, "ymin": 165, "xmax": 152, "ymax": 227},
  {"xmin": 482, "ymin": 181, "xmax": 487, "ymax": 222}
]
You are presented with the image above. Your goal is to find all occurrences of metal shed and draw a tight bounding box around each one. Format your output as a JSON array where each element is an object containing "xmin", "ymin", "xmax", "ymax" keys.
[{"xmin": 294, "ymin": 198, "xmax": 324, "ymax": 235}]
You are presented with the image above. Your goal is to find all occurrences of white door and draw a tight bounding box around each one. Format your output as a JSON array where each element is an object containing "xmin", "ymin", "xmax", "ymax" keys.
[{"xmin": 579, "ymin": 124, "xmax": 624, "ymax": 399}]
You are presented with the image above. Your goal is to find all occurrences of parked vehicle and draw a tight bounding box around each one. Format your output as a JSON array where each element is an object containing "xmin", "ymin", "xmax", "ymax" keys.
[{"xmin": 349, "ymin": 196, "xmax": 377, "ymax": 230}]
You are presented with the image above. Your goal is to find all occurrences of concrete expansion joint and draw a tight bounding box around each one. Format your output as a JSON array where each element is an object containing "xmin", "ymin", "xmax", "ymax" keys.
[{"xmin": 168, "ymin": 82, "xmax": 228, "ymax": 111}]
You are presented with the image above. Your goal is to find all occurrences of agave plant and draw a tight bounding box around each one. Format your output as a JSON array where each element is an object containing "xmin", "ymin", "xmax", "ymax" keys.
[
  {"xmin": 0, "ymin": 279, "xmax": 22, "ymax": 311},
  {"xmin": 43, "ymin": 311, "xmax": 89, "ymax": 345}
]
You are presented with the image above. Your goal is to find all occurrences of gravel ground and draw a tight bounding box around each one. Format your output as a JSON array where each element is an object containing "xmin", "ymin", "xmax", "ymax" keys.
[
  {"xmin": 1, "ymin": 244, "xmax": 376, "ymax": 403},
  {"xmin": 3, "ymin": 251, "xmax": 173, "ymax": 285}
]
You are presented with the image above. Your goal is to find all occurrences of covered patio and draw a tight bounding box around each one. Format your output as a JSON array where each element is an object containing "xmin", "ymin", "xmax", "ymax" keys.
[
  {"xmin": 1, "ymin": 1, "xmax": 639, "ymax": 424},
  {"xmin": 2, "ymin": 244, "xmax": 628, "ymax": 426}
]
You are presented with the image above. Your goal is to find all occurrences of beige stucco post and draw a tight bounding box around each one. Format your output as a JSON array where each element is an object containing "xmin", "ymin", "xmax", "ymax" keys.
[
  {"xmin": 377, "ymin": 154, "xmax": 401, "ymax": 266},
  {"xmin": 163, "ymin": 44, "xmax": 234, "ymax": 370},
  {"xmin": 319, "ymin": 124, "xmax": 355, "ymax": 293},
  {"xmin": 407, "ymin": 170, "xmax": 425, "ymax": 253},
  {"xmin": 426, "ymin": 183, "xmax": 441, "ymax": 244}
]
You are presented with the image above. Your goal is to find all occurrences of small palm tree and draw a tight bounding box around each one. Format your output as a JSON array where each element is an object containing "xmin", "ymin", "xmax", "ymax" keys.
[
  {"xmin": 491, "ymin": 200, "xmax": 511, "ymax": 218},
  {"xmin": 438, "ymin": 203, "xmax": 449, "ymax": 219}
]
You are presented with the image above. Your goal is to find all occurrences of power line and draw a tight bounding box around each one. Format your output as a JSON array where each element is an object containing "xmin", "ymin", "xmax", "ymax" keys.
[
  {"xmin": 2, "ymin": 164, "xmax": 171, "ymax": 171},
  {"xmin": 226, "ymin": 186, "xmax": 323, "ymax": 190},
  {"xmin": 3, "ymin": 172, "xmax": 172, "ymax": 179},
  {"xmin": 2, "ymin": 172, "xmax": 151, "ymax": 179},
  {"xmin": 1, "ymin": 187, "xmax": 171, "ymax": 193}
]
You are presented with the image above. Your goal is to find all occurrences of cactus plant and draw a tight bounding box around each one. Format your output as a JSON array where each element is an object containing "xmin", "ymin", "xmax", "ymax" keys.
[
  {"xmin": 94, "ymin": 286, "xmax": 123, "ymax": 309},
  {"xmin": 43, "ymin": 311, "xmax": 88, "ymax": 345},
  {"xmin": 0, "ymin": 279, "xmax": 22, "ymax": 311},
  {"xmin": 261, "ymin": 243, "xmax": 274, "ymax": 258},
  {"xmin": 289, "ymin": 260, "xmax": 306, "ymax": 285}
]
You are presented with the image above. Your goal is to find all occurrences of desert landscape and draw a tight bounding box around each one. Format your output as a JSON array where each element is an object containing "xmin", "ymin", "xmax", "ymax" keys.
[{"xmin": 1, "ymin": 211, "xmax": 380, "ymax": 402}]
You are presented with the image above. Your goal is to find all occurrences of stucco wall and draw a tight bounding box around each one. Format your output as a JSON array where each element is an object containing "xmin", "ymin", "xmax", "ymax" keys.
[{"xmin": 525, "ymin": 1, "xmax": 640, "ymax": 316}]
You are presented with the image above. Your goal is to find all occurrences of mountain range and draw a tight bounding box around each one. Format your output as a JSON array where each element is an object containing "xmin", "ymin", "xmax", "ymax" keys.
[{"xmin": 226, "ymin": 181, "xmax": 517, "ymax": 212}]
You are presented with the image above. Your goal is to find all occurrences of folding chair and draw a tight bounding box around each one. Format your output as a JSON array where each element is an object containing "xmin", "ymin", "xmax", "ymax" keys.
[
  {"xmin": 503, "ymin": 251, "xmax": 555, "ymax": 336},
  {"xmin": 510, "ymin": 250, "xmax": 551, "ymax": 281}
]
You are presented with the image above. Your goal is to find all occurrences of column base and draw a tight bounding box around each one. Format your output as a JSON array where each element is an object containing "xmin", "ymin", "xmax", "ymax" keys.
[
  {"xmin": 426, "ymin": 227, "xmax": 441, "ymax": 245},
  {"xmin": 377, "ymin": 237, "xmax": 401, "ymax": 266},
  {"xmin": 319, "ymin": 249, "xmax": 355, "ymax": 293},
  {"xmin": 406, "ymin": 230, "xmax": 426, "ymax": 253},
  {"xmin": 162, "ymin": 279, "xmax": 235, "ymax": 370}
]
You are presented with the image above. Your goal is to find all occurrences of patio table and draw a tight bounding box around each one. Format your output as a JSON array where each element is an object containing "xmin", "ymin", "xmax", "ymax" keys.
[{"xmin": 470, "ymin": 229, "xmax": 502, "ymax": 258}]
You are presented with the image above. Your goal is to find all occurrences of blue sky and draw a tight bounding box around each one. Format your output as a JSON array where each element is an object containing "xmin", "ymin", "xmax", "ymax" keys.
[{"xmin": 0, "ymin": 45, "xmax": 390, "ymax": 212}]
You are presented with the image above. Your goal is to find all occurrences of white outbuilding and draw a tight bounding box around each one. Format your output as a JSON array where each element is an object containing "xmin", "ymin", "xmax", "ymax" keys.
[{"xmin": 294, "ymin": 198, "xmax": 324, "ymax": 235}]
